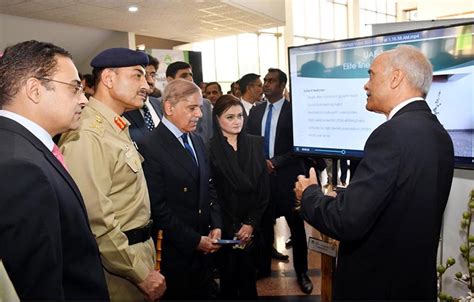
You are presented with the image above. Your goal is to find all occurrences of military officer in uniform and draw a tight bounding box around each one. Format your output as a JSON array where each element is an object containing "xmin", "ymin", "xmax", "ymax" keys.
[{"xmin": 59, "ymin": 48, "xmax": 166, "ymax": 302}]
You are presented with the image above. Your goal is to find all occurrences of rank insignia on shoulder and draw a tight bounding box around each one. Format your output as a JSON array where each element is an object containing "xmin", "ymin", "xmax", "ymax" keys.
[
  {"xmin": 88, "ymin": 120, "xmax": 105, "ymax": 136},
  {"xmin": 114, "ymin": 116, "xmax": 126, "ymax": 130}
]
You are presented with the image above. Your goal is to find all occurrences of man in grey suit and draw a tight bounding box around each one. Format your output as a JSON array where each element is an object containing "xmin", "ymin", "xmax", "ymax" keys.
[
  {"xmin": 295, "ymin": 45, "xmax": 454, "ymax": 300},
  {"xmin": 123, "ymin": 54, "xmax": 163, "ymax": 149},
  {"xmin": 165, "ymin": 61, "xmax": 213, "ymax": 145}
]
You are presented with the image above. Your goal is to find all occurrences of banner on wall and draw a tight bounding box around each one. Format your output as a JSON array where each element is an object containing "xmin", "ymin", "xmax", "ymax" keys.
[{"xmin": 147, "ymin": 49, "xmax": 203, "ymax": 93}]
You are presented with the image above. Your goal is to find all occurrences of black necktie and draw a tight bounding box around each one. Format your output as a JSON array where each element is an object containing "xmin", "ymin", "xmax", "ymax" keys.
[
  {"xmin": 143, "ymin": 104, "xmax": 155, "ymax": 132},
  {"xmin": 181, "ymin": 133, "xmax": 197, "ymax": 166}
]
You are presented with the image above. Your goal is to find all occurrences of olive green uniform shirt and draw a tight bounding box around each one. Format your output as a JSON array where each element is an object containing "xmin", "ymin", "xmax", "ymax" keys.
[{"xmin": 59, "ymin": 98, "xmax": 154, "ymax": 300}]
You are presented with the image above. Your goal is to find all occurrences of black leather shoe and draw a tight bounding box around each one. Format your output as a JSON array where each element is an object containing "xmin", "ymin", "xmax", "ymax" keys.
[
  {"xmin": 271, "ymin": 247, "xmax": 289, "ymax": 260},
  {"xmin": 285, "ymin": 237, "xmax": 293, "ymax": 248},
  {"xmin": 297, "ymin": 273, "xmax": 313, "ymax": 294}
]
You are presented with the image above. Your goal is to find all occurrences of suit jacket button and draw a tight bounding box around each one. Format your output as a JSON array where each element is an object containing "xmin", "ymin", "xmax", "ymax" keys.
[{"xmin": 183, "ymin": 187, "xmax": 188, "ymax": 192}]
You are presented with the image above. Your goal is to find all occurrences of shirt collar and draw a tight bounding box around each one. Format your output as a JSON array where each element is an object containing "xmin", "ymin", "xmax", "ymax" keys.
[
  {"xmin": 0, "ymin": 110, "xmax": 54, "ymax": 151},
  {"xmin": 268, "ymin": 97, "xmax": 285, "ymax": 110},
  {"xmin": 161, "ymin": 116, "xmax": 184, "ymax": 139},
  {"xmin": 388, "ymin": 97, "xmax": 424, "ymax": 120}
]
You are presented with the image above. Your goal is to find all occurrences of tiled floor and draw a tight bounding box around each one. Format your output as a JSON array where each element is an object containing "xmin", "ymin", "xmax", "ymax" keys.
[{"xmin": 257, "ymin": 217, "xmax": 323, "ymax": 301}]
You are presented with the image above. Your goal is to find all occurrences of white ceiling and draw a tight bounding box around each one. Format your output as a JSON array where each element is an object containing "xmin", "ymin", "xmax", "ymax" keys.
[{"xmin": 0, "ymin": 0, "xmax": 286, "ymax": 43}]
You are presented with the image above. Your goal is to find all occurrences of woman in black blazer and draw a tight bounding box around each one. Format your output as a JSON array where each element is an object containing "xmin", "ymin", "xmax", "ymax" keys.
[{"xmin": 209, "ymin": 95, "xmax": 269, "ymax": 299}]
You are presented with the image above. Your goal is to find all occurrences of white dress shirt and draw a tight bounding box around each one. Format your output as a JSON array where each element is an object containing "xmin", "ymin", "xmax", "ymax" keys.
[
  {"xmin": 260, "ymin": 97, "xmax": 285, "ymax": 159},
  {"xmin": 388, "ymin": 97, "xmax": 424, "ymax": 120},
  {"xmin": 140, "ymin": 97, "xmax": 160, "ymax": 126},
  {"xmin": 161, "ymin": 116, "xmax": 199, "ymax": 165},
  {"xmin": 0, "ymin": 110, "xmax": 54, "ymax": 151}
]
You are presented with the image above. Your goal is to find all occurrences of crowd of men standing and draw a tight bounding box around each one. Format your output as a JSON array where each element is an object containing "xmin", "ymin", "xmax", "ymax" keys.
[{"xmin": 0, "ymin": 39, "xmax": 454, "ymax": 302}]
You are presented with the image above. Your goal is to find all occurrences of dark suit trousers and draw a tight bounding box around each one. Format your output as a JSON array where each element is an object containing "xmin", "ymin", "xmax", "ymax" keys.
[
  {"xmin": 217, "ymin": 247, "xmax": 257, "ymax": 299},
  {"xmin": 259, "ymin": 173, "xmax": 308, "ymax": 275},
  {"xmin": 332, "ymin": 159, "xmax": 348, "ymax": 185},
  {"xmin": 161, "ymin": 253, "xmax": 217, "ymax": 300}
]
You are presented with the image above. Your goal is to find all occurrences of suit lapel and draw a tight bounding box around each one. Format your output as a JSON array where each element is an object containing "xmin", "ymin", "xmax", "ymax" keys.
[
  {"xmin": 125, "ymin": 110, "xmax": 148, "ymax": 136},
  {"xmin": 275, "ymin": 100, "xmax": 290, "ymax": 147},
  {"xmin": 253, "ymin": 103, "xmax": 266, "ymax": 134},
  {"xmin": 190, "ymin": 133, "xmax": 205, "ymax": 179},
  {"xmin": 0, "ymin": 117, "xmax": 89, "ymax": 215},
  {"xmin": 157, "ymin": 124, "xmax": 199, "ymax": 179},
  {"xmin": 149, "ymin": 97, "xmax": 163, "ymax": 120}
]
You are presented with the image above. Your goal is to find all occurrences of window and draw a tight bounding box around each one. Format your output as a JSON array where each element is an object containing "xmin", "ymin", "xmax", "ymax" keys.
[
  {"xmin": 175, "ymin": 27, "xmax": 284, "ymax": 93},
  {"xmin": 359, "ymin": 0, "xmax": 397, "ymax": 36},
  {"xmin": 292, "ymin": 0, "xmax": 348, "ymax": 46}
]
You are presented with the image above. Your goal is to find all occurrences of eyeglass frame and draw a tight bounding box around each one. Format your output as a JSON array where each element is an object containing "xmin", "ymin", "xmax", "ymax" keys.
[
  {"xmin": 145, "ymin": 72, "xmax": 158, "ymax": 81},
  {"xmin": 35, "ymin": 77, "xmax": 85, "ymax": 96}
]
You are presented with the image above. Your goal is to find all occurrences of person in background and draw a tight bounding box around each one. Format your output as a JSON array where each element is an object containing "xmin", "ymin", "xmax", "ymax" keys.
[
  {"xmin": 295, "ymin": 45, "xmax": 454, "ymax": 300},
  {"xmin": 199, "ymin": 81, "xmax": 207, "ymax": 94},
  {"xmin": 0, "ymin": 40, "xmax": 109, "ymax": 300},
  {"xmin": 60, "ymin": 47, "xmax": 166, "ymax": 301},
  {"xmin": 81, "ymin": 73, "xmax": 95, "ymax": 98},
  {"xmin": 209, "ymin": 94, "xmax": 269, "ymax": 299},
  {"xmin": 123, "ymin": 53, "xmax": 162, "ymax": 150},
  {"xmin": 230, "ymin": 81, "xmax": 242, "ymax": 98},
  {"xmin": 239, "ymin": 74, "xmax": 263, "ymax": 117},
  {"xmin": 247, "ymin": 68, "xmax": 313, "ymax": 294},
  {"xmin": 205, "ymin": 81, "xmax": 223, "ymax": 106}
]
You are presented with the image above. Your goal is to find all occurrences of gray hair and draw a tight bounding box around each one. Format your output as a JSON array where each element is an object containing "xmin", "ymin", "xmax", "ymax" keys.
[
  {"xmin": 385, "ymin": 45, "xmax": 433, "ymax": 97},
  {"xmin": 161, "ymin": 79, "xmax": 201, "ymax": 115}
]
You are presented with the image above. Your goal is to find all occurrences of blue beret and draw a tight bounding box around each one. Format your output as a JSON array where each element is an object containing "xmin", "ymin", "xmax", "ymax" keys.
[{"xmin": 90, "ymin": 48, "xmax": 149, "ymax": 69}]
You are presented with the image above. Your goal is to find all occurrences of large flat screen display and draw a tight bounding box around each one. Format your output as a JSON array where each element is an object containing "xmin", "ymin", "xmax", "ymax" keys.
[{"xmin": 289, "ymin": 22, "xmax": 474, "ymax": 169}]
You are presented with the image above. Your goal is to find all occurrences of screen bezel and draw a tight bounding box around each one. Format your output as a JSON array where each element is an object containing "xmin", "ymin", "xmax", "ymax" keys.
[{"xmin": 288, "ymin": 21, "xmax": 474, "ymax": 170}]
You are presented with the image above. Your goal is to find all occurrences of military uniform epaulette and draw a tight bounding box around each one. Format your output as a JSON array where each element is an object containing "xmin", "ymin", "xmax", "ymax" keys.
[{"xmin": 83, "ymin": 114, "xmax": 106, "ymax": 137}]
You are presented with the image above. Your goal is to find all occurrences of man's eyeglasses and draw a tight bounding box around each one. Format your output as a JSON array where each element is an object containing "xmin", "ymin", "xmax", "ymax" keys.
[
  {"xmin": 145, "ymin": 72, "xmax": 158, "ymax": 80},
  {"xmin": 36, "ymin": 77, "xmax": 84, "ymax": 96}
]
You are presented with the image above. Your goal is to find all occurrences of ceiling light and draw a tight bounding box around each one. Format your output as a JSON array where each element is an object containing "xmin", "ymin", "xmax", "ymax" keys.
[{"xmin": 128, "ymin": 6, "xmax": 138, "ymax": 12}]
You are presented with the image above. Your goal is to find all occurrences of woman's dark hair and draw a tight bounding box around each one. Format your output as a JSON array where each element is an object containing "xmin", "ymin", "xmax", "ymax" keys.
[{"xmin": 212, "ymin": 94, "xmax": 244, "ymax": 118}]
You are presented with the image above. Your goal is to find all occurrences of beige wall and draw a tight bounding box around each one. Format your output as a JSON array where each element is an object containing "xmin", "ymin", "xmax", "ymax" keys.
[
  {"xmin": 0, "ymin": 13, "xmax": 130, "ymax": 74},
  {"xmin": 396, "ymin": 0, "xmax": 474, "ymax": 20},
  {"xmin": 135, "ymin": 35, "xmax": 185, "ymax": 50}
]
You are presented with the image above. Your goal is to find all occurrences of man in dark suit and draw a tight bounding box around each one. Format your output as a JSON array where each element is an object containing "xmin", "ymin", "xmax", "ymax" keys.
[
  {"xmin": 123, "ymin": 54, "xmax": 163, "ymax": 149},
  {"xmin": 140, "ymin": 79, "xmax": 222, "ymax": 300},
  {"xmin": 295, "ymin": 45, "xmax": 455, "ymax": 300},
  {"xmin": 0, "ymin": 40, "xmax": 109, "ymax": 300},
  {"xmin": 247, "ymin": 68, "xmax": 313, "ymax": 294}
]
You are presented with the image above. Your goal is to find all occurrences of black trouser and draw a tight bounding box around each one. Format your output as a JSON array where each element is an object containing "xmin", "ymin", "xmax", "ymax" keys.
[
  {"xmin": 258, "ymin": 174, "xmax": 308, "ymax": 276},
  {"xmin": 161, "ymin": 253, "xmax": 217, "ymax": 300},
  {"xmin": 217, "ymin": 247, "xmax": 258, "ymax": 299},
  {"xmin": 332, "ymin": 159, "xmax": 348, "ymax": 185},
  {"xmin": 277, "ymin": 189, "xmax": 308, "ymax": 275}
]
